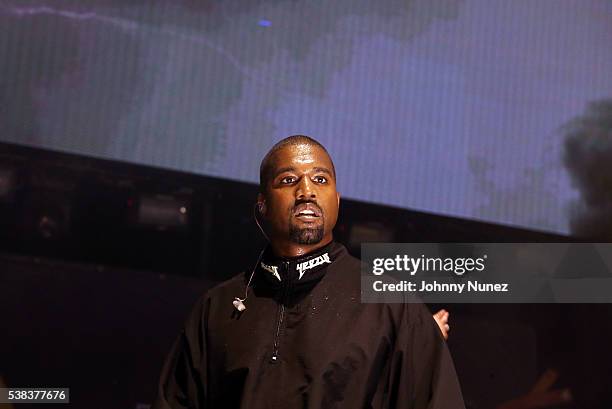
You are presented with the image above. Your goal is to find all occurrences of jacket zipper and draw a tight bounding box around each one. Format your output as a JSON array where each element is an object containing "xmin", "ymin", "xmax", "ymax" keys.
[{"xmin": 270, "ymin": 261, "xmax": 289, "ymax": 363}]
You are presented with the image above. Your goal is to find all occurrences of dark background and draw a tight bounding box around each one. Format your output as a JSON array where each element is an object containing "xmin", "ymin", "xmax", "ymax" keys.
[{"xmin": 2, "ymin": 142, "xmax": 612, "ymax": 409}]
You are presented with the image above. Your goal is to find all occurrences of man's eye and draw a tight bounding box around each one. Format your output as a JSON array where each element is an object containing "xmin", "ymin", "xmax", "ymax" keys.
[
  {"xmin": 280, "ymin": 176, "xmax": 296, "ymax": 184},
  {"xmin": 313, "ymin": 176, "xmax": 328, "ymax": 184}
]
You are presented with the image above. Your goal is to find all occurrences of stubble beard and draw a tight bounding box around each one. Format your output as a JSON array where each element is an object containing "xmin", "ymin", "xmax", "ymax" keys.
[{"xmin": 289, "ymin": 217, "xmax": 325, "ymax": 244}]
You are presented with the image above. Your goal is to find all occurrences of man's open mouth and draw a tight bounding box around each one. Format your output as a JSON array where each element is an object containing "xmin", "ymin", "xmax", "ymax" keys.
[{"xmin": 293, "ymin": 203, "xmax": 322, "ymax": 220}]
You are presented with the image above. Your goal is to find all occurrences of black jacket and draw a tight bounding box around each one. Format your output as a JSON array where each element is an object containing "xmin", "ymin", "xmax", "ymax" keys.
[{"xmin": 153, "ymin": 242, "xmax": 465, "ymax": 409}]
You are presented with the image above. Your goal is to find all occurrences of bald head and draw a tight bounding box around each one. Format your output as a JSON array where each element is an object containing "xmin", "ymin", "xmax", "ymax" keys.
[{"xmin": 259, "ymin": 135, "xmax": 336, "ymax": 192}]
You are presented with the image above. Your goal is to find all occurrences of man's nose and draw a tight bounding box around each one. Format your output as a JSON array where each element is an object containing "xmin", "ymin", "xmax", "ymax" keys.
[{"xmin": 296, "ymin": 177, "xmax": 316, "ymax": 200}]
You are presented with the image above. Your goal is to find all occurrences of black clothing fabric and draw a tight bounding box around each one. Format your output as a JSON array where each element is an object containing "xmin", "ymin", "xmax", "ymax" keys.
[{"xmin": 153, "ymin": 242, "xmax": 465, "ymax": 409}]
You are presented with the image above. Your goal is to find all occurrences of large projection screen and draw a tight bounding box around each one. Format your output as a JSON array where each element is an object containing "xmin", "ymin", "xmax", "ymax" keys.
[{"xmin": 2, "ymin": 0, "xmax": 611, "ymax": 235}]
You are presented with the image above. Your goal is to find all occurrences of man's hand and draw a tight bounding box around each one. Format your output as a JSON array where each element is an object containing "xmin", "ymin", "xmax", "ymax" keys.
[
  {"xmin": 433, "ymin": 309, "xmax": 450, "ymax": 340},
  {"xmin": 496, "ymin": 369, "xmax": 572, "ymax": 409}
]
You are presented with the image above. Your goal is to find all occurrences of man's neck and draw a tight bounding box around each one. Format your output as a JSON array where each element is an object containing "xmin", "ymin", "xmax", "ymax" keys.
[{"xmin": 269, "ymin": 236, "xmax": 333, "ymax": 259}]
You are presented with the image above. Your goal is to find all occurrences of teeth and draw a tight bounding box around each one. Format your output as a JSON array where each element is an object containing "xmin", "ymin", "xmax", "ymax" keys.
[{"xmin": 298, "ymin": 210, "xmax": 315, "ymax": 216}]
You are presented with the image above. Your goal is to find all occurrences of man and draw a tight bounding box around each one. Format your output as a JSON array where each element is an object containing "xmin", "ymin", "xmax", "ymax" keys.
[{"xmin": 153, "ymin": 135, "xmax": 464, "ymax": 409}]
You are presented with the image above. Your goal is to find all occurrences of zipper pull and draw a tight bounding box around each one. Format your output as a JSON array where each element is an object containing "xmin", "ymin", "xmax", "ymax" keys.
[{"xmin": 281, "ymin": 261, "xmax": 290, "ymax": 283}]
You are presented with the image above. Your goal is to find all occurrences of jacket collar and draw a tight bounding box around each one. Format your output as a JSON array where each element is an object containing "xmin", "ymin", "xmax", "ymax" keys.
[{"xmin": 256, "ymin": 241, "xmax": 345, "ymax": 287}]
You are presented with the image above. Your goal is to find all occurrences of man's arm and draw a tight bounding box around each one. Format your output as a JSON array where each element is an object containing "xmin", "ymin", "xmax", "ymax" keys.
[
  {"xmin": 388, "ymin": 302, "xmax": 465, "ymax": 409},
  {"xmin": 152, "ymin": 296, "xmax": 208, "ymax": 409}
]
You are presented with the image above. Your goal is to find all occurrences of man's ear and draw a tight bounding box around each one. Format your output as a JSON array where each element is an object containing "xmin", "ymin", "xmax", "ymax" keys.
[
  {"xmin": 336, "ymin": 192, "xmax": 340, "ymax": 209},
  {"xmin": 256, "ymin": 193, "xmax": 266, "ymax": 216}
]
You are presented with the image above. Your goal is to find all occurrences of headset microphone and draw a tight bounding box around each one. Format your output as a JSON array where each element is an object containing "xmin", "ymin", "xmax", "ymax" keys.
[
  {"xmin": 232, "ymin": 203, "xmax": 269, "ymax": 312},
  {"xmin": 232, "ymin": 246, "xmax": 265, "ymax": 312},
  {"xmin": 233, "ymin": 298, "xmax": 247, "ymax": 312}
]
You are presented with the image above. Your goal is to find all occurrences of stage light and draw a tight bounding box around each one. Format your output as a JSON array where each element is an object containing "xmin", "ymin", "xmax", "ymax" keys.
[
  {"xmin": 0, "ymin": 167, "xmax": 16, "ymax": 202},
  {"xmin": 25, "ymin": 190, "xmax": 72, "ymax": 240},
  {"xmin": 131, "ymin": 194, "xmax": 190, "ymax": 230}
]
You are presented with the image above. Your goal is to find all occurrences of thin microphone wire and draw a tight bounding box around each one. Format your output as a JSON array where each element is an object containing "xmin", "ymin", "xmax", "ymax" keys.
[
  {"xmin": 253, "ymin": 202, "xmax": 269, "ymax": 241},
  {"xmin": 235, "ymin": 246, "xmax": 265, "ymax": 303},
  {"xmin": 233, "ymin": 203, "xmax": 269, "ymax": 308}
]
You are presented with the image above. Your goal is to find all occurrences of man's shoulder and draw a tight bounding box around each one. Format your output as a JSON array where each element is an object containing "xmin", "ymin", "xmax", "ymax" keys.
[
  {"xmin": 184, "ymin": 272, "xmax": 248, "ymax": 313},
  {"xmin": 329, "ymin": 242, "xmax": 361, "ymax": 269},
  {"xmin": 327, "ymin": 245, "xmax": 367, "ymax": 281},
  {"xmin": 204, "ymin": 271, "xmax": 248, "ymax": 299}
]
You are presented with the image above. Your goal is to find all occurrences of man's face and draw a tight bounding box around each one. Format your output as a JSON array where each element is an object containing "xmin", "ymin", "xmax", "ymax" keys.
[{"xmin": 261, "ymin": 143, "xmax": 339, "ymax": 246}]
